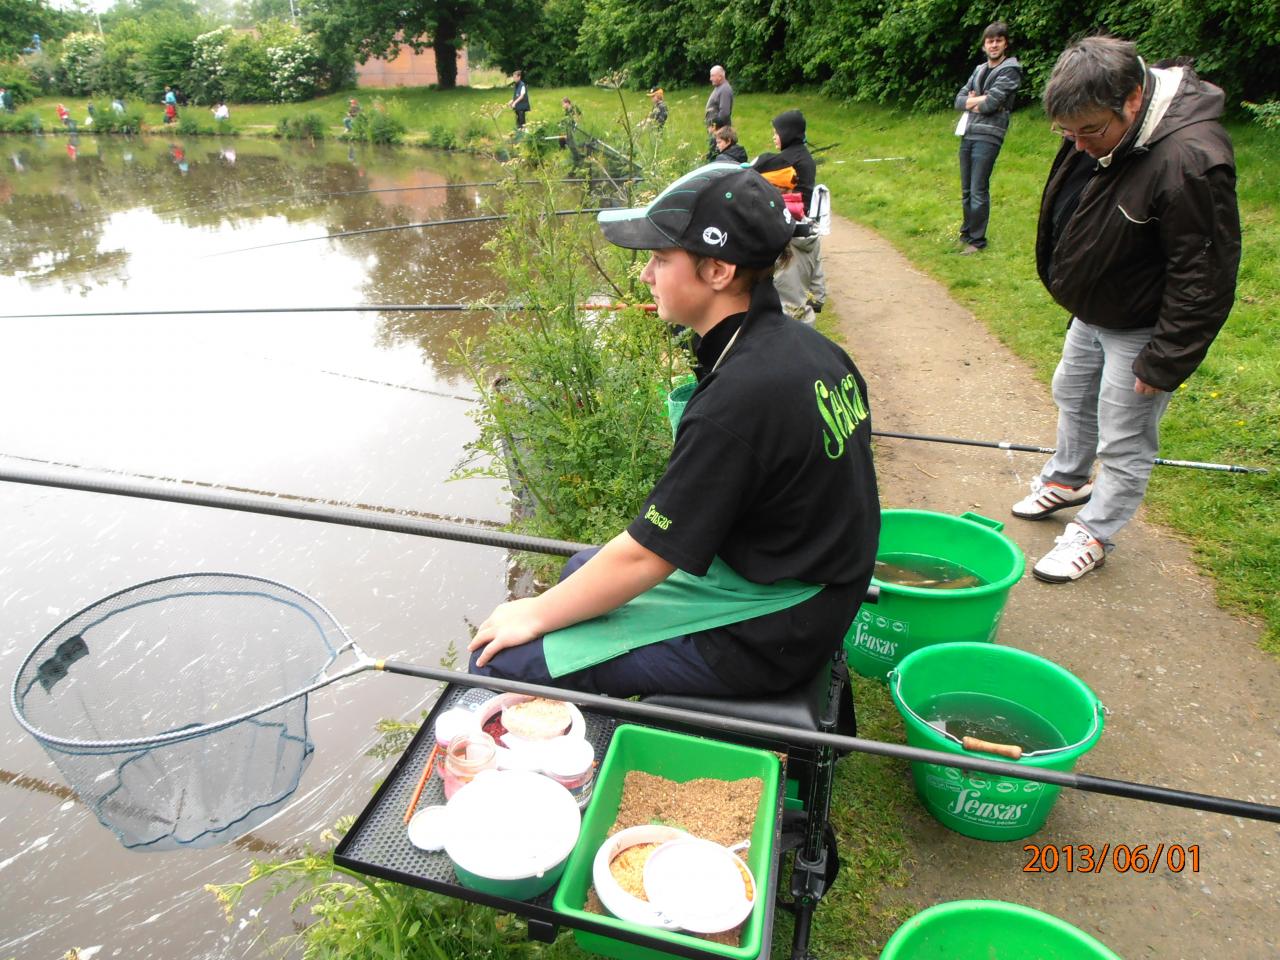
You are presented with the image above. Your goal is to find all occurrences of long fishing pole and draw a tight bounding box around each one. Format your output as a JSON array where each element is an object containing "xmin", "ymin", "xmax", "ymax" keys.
[
  {"xmin": 2, "ymin": 456, "xmax": 1276, "ymax": 823},
  {"xmin": 372, "ymin": 660, "xmax": 1280, "ymax": 824},
  {"xmin": 207, "ymin": 207, "xmax": 608, "ymax": 258},
  {"xmin": 873, "ymin": 430, "xmax": 1269, "ymax": 475},
  {"xmin": 0, "ymin": 302, "xmax": 657, "ymax": 320},
  {"xmin": 0, "ymin": 456, "xmax": 592, "ymax": 557},
  {"xmin": 217, "ymin": 175, "xmax": 644, "ymax": 212}
]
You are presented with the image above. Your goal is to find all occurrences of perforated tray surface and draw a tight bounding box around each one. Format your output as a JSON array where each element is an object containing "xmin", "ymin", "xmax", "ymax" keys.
[
  {"xmin": 335, "ymin": 684, "xmax": 616, "ymax": 900},
  {"xmin": 335, "ymin": 683, "xmax": 783, "ymax": 959}
]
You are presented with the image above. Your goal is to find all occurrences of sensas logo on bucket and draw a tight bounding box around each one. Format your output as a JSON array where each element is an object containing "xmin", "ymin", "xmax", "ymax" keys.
[
  {"xmin": 926, "ymin": 766, "xmax": 1046, "ymax": 829},
  {"xmin": 848, "ymin": 608, "xmax": 909, "ymax": 663}
]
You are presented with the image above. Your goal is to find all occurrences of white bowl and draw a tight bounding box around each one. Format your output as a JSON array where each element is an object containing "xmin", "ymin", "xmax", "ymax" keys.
[
  {"xmin": 476, "ymin": 693, "xmax": 586, "ymax": 749},
  {"xmin": 591, "ymin": 825, "xmax": 688, "ymax": 929},
  {"xmin": 642, "ymin": 837, "xmax": 755, "ymax": 934},
  {"xmin": 444, "ymin": 769, "xmax": 581, "ymax": 882}
]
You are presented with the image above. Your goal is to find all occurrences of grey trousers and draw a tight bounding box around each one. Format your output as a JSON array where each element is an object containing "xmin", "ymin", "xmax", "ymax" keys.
[
  {"xmin": 775, "ymin": 234, "xmax": 827, "ymax": 325},
  {"xmin": 1040, "ymin": 319, "xmax": 1173, "ymax": 548}
]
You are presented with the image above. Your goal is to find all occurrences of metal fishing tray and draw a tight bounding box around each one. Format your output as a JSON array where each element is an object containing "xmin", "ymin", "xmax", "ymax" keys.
[{"xmin": 335, "ymin": 682, "xmax": 784, "ymax": 959}]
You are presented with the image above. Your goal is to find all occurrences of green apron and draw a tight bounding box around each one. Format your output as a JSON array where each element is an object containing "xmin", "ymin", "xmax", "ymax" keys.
[{"xmin": 541, "ymin": 556, "xmax": 823, "ymax": 678}]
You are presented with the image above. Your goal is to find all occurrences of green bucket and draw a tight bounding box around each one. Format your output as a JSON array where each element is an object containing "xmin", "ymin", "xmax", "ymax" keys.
[
  {"xmin": 844, "ymin": 509, "xmax": 1025, "ymax": 681},
  {"xmin": 665, "ymin": 378, "xmax": 697, "ymax": 439},
  {"xmin": 889, "ymin": 642, "xmax": 1104, "ymax": 841},
  {"xmin": 880, "ymin": 900, "xmax": 1122, "ymax": 959}
]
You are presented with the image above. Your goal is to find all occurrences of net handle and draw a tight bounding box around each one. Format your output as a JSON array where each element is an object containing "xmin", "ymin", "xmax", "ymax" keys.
[
  {"xmin": 11, "ymin": 654, "xmax": 378, "ymax": 753},
  {"xmin": 887, "ymin": 669, "xmax": 1104, "ymax": 759}
]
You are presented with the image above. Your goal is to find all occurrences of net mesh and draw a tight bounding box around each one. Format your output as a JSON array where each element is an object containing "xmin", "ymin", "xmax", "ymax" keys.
[{"xmin": 11, "ymin": 573, "xmax": 354, "ymax": 850}]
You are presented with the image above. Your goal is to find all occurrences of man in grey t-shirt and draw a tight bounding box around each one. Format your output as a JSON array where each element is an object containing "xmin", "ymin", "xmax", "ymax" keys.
[{"xmin": 704, "ymin": 65, "xmax": 734, "ymax": 160}]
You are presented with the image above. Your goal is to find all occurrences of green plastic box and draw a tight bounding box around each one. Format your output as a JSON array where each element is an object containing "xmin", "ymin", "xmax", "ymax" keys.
[{"xmin": 552, "ymin": 724, "xmax": 781, "ymax": 960}]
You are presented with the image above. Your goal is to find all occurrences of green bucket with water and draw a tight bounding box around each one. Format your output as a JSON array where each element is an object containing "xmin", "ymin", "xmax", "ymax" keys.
[
  {"xmin": 665, "ymin": 378, "xmax": 697, "ymax": 439},
  {"xmin": 844, "ymin": 509, "xmax": 1025, "ymax": 681},
  {"xmin": 889, "ymin": 642, "xmax": 1105, "ymax": 841},
  {"xmin": 880, "ymin": 900, "xmax": 1122, "ymax": 959}
]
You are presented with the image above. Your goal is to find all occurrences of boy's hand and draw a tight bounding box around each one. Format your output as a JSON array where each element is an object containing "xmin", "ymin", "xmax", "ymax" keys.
[{"xmin": 468, "ymin": 597, "xmax": 545, "ymax": 667}]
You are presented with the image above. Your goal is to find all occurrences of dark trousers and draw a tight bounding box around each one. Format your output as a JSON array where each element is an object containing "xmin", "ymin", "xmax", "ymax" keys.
[
  {"xmin": 958, "ymin": 137, "xmax": 1002, "ymax": 248},
  {"xmin": 514, "ymin": 109, "xmax": 528, "ymax": 129},
  {"xmin": 467, "ymin": 548, "xmax": 734, "ymax": 697}
]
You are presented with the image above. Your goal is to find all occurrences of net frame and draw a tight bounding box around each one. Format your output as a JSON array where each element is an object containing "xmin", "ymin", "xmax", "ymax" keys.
[{"xmin": 9, "ymin": 572, "xmax": 377, "ymax": 850}]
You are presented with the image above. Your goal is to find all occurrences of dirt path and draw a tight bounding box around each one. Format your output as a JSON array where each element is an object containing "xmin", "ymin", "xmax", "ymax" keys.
[{"xmin": 823, "ymin": 215, "xmax": 1280, "ymax": 958}]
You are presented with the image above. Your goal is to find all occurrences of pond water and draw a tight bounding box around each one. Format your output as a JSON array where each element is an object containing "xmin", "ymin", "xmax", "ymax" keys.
[{"xmin": 0, "ymin": 135, "xmax": 529, "ymax": 957}]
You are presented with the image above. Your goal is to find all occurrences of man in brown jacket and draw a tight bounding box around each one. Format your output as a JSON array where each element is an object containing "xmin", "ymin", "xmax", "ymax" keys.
[{"xmin": 1011, "ymin": 36, "xmax": 1240, "ymax": 583}]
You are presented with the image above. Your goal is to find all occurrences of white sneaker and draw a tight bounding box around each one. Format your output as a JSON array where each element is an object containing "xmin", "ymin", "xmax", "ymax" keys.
[
  {"xmin": 1033, "ymin": 523, "xmax": 1106, "ymax": 583},
  {"xmin": 1012, "ymin": 477, "xmax": 1093, "ymax": 520}
]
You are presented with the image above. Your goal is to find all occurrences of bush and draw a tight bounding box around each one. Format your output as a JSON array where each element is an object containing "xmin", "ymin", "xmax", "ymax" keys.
[
  {"xmin": 176, "ymin": 114, "xmax": 202, "ymax": 135},
  {"xmin": 190, "ymin": 25, "xmax": 233, "ymax": 103},
  {"xmin": 350, "ymin": 105, "xmax": 405, "ymax": 144},
  {"xmin": 266, "ymin": 31, "xmax": 322, "ymax": 101},
  {"xmin": 0, "ymin": 62, "xmax": 39, "ymax": 104},
  {"xmin": 56, "ymin": 31, "xmax": 105, "ymax": 95},
  {"xmin": 428, "ymin": 122, "xmax": 457, "ymax": 149},
  {"xmin": 277, "ymin": 111, "xmax": 326, "ymax": 139},
  {"xmin": 0, "ymin": 109, "xmax": 44, "ymax": 133},
  {"xmin": 1242, "ymin": 101, "xmax": 1280, "ymax": 129},
  {"xmin": 223, "ymin": 32, "xmax": 274, "ymax": 102},
  {"xmin": 97, "ymin": 21, "xmax": 147, "ymax": 99}
]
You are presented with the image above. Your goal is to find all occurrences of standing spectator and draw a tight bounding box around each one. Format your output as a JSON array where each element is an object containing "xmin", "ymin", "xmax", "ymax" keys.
[
  {"xmin": 163, "ymin": 86, "xmax": 178, "ymax": 124},
  {"xmin": 954, "ymin": 21, "xmax": 1022, "ymax": 254},
  {"xmin": 508, "ymin": 70, "xmax": 530, "ymax": 130},
  {"xmin": 84, "ymin": 102, "xmax": 95, "ymax": 127},
  {"xmin": 753, "ymin": 109, "xmax": 826, "ymax": 323},
  {"xmin": 561, "ymin": 96, "xmax": 582, "ymax": 122},
  {"xmin": 56, "ymin": 103, "xmax": 71, "ymax": 128},
  {"xmin": 647, "ymin": 86, "xmax": 668, "ymax": 128},
  {"xmin": 1012, "ymin": 36, "xmax": 1241, "ymax": 583},
  {"xmin": 704, "ymin": 65, "xmax": 733, "ymax": 160},
  {"xmin": 212, "ymin": 101, "xmax": 230, "ymax": 121},
  {"xmin": 0, "ymin": 87, "xmax": 15, "ymax": 113},
  {"xmin": 343, "ymin": 98, "xmax": 360, "ymax": 132},
  {"xmin": 111, "ymin": 97, "xmax": 126, "ymax": 115},
  {"xmin": 711, "ymin": 126, "xmax": 748, "ymax": 164}
]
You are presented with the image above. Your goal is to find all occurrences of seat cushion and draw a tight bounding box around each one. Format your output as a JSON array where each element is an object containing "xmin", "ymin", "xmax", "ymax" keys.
[{"xmin": 644, "ymin": 663, "xmax": 833, "ymax": 732}]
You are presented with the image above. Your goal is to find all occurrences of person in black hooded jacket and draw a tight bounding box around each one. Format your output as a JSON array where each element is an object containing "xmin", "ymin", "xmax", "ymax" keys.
[{"xmin": 753, "ymin": 110, "xmax": 825, "ymax": 322}]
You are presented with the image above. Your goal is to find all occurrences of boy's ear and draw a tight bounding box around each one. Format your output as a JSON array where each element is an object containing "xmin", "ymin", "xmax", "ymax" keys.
[{"xmin": 697, "ymin": 258, "xmax": 739, "ymax": 291}]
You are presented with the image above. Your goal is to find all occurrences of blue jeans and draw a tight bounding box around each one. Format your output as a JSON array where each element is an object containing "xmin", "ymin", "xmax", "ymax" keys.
[
  {"xmin": 467, "ymin": 548, "xmax": 734, "ymax": 697},
  {"xmin": 958, "ymin": 137, "xmax": 1002, "ymax": 247},
  {"xmin": 1039, "ymin": 319, "xmax": 1173, "ymax": 548}
]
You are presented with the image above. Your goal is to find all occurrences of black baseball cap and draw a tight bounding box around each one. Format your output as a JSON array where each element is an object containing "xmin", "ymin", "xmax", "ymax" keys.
[{"xmin": 598, "ymin": 163, "xmax": 795, "ymax": 268}]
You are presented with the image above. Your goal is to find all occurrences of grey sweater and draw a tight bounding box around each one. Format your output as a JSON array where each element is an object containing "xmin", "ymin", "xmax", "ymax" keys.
[
  {"xmin": 705, "ymin": 81, "xmax": 734, "ymax": 127},
  {"xmin": 954, "ymin": 56, "xmax": 1022, "ymax": 145}
]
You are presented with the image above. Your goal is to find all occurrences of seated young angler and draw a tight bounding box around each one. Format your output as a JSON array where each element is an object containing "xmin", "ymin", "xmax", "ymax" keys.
[{"xmin": 469, "ymin": 163, "xmax": 880, "ymax": 698}]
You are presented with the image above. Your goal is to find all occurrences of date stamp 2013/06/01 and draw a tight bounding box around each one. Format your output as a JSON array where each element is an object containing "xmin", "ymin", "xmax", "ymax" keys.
[{"xmin": 1023, "ymin": 843, "xmax": 1201, "ymax": 874}]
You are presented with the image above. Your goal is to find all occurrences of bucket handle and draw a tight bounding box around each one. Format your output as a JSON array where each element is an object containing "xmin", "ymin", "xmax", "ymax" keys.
[
  {"xmin": 888, "ymin": 669, "xmax": 1105, "ymax": 759},
  {"xmin": 959, "ymin": 511, "xmax": 1004, "ymax": 533}
]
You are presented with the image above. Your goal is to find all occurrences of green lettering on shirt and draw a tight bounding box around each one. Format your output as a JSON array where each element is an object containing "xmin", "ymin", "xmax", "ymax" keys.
[
  {"xmin": 815, "ymin": 375, "xmax": 868, "ymax": 460},
  {"xmin": 644, "ymin": 504, "xmax": 672, "ymax": 530}
]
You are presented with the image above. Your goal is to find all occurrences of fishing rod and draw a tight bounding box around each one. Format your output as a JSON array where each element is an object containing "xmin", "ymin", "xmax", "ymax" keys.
[
  {"xmin": 0, "ymin": 456, "xmax": 591, "ymax": 557},
  {"xmin": 2, "ymin": 459, "xmax": 1277, "ymax": 824},
  {"xmin": 206, "ymin": 206, "xmax": 608, "ymax": 258},
  {"xmin": 211, "ymin": 175, "xmax": 645, "ymax": 213},
  {"xmin": 0, "ymin": 302, "xmax": 657, "ymax": 320},
  {"xmin": 873, "ymin": 430, "xmax": 1269, "ymax": 475}
]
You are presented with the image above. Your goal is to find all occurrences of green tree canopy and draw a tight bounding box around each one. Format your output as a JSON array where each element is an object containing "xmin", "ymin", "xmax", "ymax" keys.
[
  {"xmin": 302, "ymin": 0, "xmax": 482, "ymax": 89},
  {"xmin": 1, "ymin": 0, "xmax": 86, "ymax": 58}
]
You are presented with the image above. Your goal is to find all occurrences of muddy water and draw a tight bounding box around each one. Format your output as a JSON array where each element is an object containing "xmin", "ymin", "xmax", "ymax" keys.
[{"xmin": 0, "ymin": 136, "xmax": 524, "ymax": 957}]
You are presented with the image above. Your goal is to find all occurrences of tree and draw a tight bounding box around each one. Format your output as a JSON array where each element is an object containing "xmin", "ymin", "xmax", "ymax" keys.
[
  {"xmin": 1, "ymin": 0, "xmax": 86, "ymax": 58},
  {"xmin": 301, "ymin": 0, "xmax": 482, "ymax": 89}
]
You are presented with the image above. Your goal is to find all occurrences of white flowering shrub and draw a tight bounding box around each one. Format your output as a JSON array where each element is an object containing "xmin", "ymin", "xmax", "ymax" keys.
[
  {"xmin": 57, "ymin": 33, "xmax": 106, "ymax": 95},
  {"xmin": 266, "ymin": 33, "xmax": 321, "ymax": 102},
  {"xmin": 191, "ymin": 26, "xmax": 233, "ymax": 102}
]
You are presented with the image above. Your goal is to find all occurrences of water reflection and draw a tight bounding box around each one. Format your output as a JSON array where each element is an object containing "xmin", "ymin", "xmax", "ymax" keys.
[{"xmin": 0, "ymin": 135, "xmax": 523, "ymax": 958}]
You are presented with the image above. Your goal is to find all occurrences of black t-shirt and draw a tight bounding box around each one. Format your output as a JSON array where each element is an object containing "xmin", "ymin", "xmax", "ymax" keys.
[{"xmin": 626, "ymin": 280, "xmax": 880, "ymax": 693}]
